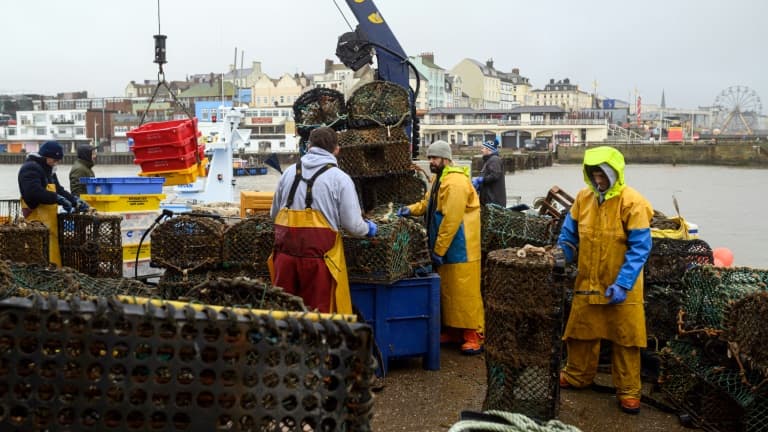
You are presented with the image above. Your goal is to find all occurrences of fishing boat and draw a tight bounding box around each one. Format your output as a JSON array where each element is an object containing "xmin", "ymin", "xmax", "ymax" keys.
[{"xmin": 232, "ymin": 157, "xmax": 268, "ymax": 176}]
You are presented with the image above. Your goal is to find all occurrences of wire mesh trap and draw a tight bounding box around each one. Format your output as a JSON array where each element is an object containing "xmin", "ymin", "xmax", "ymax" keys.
[
  {"xmin": 354, "ymin": 168, "xmax": 427, "ymax": 212},
  {"xmin": 0, "ymin": 221, "xmax": 49, "ymax": 265},
  {"xmin": 0, "ymin": 294, "xmax": 376, "ymax": 431},
  {"xmin": 343, "ymin": 216, "xmax": 417, "ymax": 284},
  {"xmin": 644, "ymin": 238, "xmax": 713, "ymax": 286},
  {"xmin": 480, "ymin": 205, "xmax": 557, "ymax": 253},
  {"xmin": 293, "ymin": 88, "xmax": 347, "ymax": 139},
  {"xmin": 346, "ymin": 81, "xmax": 410, "ymax": 129},
  {"xmin": 659, "ymin": 339, "xmax": 768, "ymax": 432},
  {"xmin": 58, "ymin": 213, "xmax": 123, "ymax": 278},
  {"xmin": 221, "ymin": 214, "xmax": 274, "ymax": 275},
  {"xmin": 337, "ymin": 127, "xmax": 412, "ymax": 178},
  {"xmin": 482, "ymin": 247, "xmax": 565, "ymax": 421},
  {"xmin": 151, "ymin": 215, "xmax": 226, "ymax": 272},
  {"xmin": 723, "ymin": 291, "xmax": 768, "ymax": 377},
  {"xmin": 680, "ymin": 266, "xmax": 768, "ymax": 333},
  {"xmin": 0, "ymin": 262, "xmax": 153, "ymax": 302}
]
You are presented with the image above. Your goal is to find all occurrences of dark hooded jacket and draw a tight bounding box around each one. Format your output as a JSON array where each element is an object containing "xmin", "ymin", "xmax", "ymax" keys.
[
  {"xmin": 18, "ymin": 153, "xmax": 75, "ymax": 210},
  {"xmin": 478, "ymin": 153, "xmax": 506, "ymax": 207},
  {"xmin": 69, "ymin": 146, "xmax": 95, "ymax": 196}
]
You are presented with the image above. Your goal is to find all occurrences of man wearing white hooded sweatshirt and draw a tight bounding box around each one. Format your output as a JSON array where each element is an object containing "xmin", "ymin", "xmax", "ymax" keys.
[{"xmin": 270, "ymin": 127, "xmax": 377, "ymax": 314}]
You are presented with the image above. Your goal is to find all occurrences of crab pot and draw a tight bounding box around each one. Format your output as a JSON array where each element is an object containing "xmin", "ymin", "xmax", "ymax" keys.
[
  {"xmin": 0, "ymin": 221, "xmax": 49, "ymax": 265},
  {"xmin": 221, "ymin": 214, "xmax": 273, "ymax": 276},
  {"xmin": 343, "ymin": 218, "xmax": 416, "ymax": 284},
  {"xmin": 723, "ymin": 291, "xmax": 768, "ymax": 373},
  {"xmin": 150, "ymin": 215, "xmax": 225, "ymax": 272},
  {"xmin": 346, "ymin": 80, "xmax": 411, "ymax": 129},
  {"xmin": 681, "ymin": 266, "xmax": 768, "ymax": 333},
  {"xmin": 644, "ymin": 284, "xmax": 686, "ymax": 342},
  {"xmin": 644, "ymin": 238, "xmax": 713, "ymax": 286},
  {"xmin": 480, "ymin": 205, "xmax": 557, "ymax": 253},
  {"xmin": 0, "ymin": 294, "xmax": 375, "ymax": 431},
  {"xmin": 659, "ymin": 341, "xmax": 751, "ymax": 431},
  {"xmin": 58, "ymin": 213, "xmax": 122, "ymax": 278},
  {"xmin": 482, "ymin": 247, "xmax": 565, "ymax": 421},
  {"xmin": 354, "ymin": 169, "xmax": 427, "ymax": 212},
  {"xmin": 293, "ymin": 87, "xmax": 347, "ymax": 139},
  {"xmin": 337, "ymin": 127, "xmax": 412, "ymax": 178},
  {"xmin": 183, "ymin": 275, "xmax": 306, "ymax": 312}
]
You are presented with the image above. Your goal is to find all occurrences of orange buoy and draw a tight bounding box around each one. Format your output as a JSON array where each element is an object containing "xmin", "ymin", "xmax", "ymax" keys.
[{"xmin": 713, "ymin": 247, "xmax": 734, "ymax": 267}]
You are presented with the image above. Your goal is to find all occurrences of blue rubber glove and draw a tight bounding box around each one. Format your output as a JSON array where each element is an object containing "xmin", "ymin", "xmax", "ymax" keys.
[
  {"xmin": 605, "ymin": 283, "xmax": 628, "ymax": 305},
  {"xmin": 366, "ymin": 220, "xmax": 378, "ymax": 237},
  {"xmin": 396, "ymin": 207, "xmax": 411, "ymax": 217},
  {"xmin": 75, "ymin": 197, "xmax": 89, "ymax": 212},
  {"xmin": 472, "ymin": 176, "xmax": 483, "ymax": 190},
  {"xmin": 431, "ymin": 251, "xmax": 444, "ymax": 268},
  {"xmin": 56, "ymin": 195, "xmax": 73, "ymax": 213}
]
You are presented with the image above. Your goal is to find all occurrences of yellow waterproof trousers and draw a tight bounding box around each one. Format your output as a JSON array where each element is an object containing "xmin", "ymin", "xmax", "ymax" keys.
[{"xmin": 562, "ymin": 338, "xmax": 641, "ymax": 400}]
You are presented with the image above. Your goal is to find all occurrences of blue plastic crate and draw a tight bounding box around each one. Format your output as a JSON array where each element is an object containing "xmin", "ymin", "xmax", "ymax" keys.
[
  {"xmin": 350, "ymin": 274, "xmax": 440, "ymax": 376},
  {"xmin": 82, "ymin": 177, "xmax": 165, "ymax": 195}
]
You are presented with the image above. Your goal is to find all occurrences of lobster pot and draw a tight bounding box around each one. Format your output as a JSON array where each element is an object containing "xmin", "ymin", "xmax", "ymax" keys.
[
  {"xmin": 644, "ymin": 284, "xmax": 685, "ymax": 342},
  {"xmin": 1, "ymin": 262, "xmax": 153, "ymax": 300},
  {"xmin": 344, "ymin": 218, "xmax": 414, "ymax": 284},
  {"xmin": 58, "ymin": 213, "xmax": 122, "ymax": 278},
  {"xmin": 337, "ymin": 127, "xmax": 411, "ymax": 177},
  {"xmin": 151, "ymin": 215, "xmax": 225, "ymax": 272},
  {"xmin": 221, "ymin": 214, "xmax": 273, "ymax": 275},
  {"xmin": 346, "ymin": 80, "xmax": 410, "ymax": 129},
  {"xmin": 723, "ymin": 291, "xmax": 768, "ymax": 374},
  {"xmin": 680, "ymin": 266, "xmax": 768, "ymax": 333},
  {"xmin": 183, "ymin": 275, "xmax": 306, "ymax": 312},
  {"xmin": 482, "ymin": 248, "xmax": 565, "ymax": 421},
  {"xmin": 659, "ymin": 339, "xmax": 768, "ymax": 432},
  {"xmin": 0, "ymin": 221, "xmax": 49, "ymax": 265},
  {"xmin": 293, "ymin": 87, "xmax": 347, "ymax": 139},
  {"xmin": 644, "ymin": 238, "xmax": 713, "ymax": 286},
  {"xmin": 355, "ymin": 169, "xmax": 427, "ymax": 212},
  {"xmin": 0, "ymin": 294, "xmax": 376, "ymax": 432},
  {"xmin": 480, "ymin": 205, "xmax": 556, "ymax": 253}
]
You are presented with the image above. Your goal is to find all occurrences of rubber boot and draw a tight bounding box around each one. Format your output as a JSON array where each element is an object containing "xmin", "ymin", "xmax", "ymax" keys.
[{"xmin": 461, "ymin": 329, "xmax": 484, "ymax": 355}]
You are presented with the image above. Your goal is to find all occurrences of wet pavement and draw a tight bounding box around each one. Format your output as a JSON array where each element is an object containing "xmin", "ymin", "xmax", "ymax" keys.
[{"xmin": 369, "ymin": 345, "xmax": 691, "ymax": 432}]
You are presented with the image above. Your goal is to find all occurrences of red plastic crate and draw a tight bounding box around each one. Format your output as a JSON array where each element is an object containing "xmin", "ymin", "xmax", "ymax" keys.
[
  {"xmin": 127, "ymin": 118, "xmax": 198, "ymax": 147},
  {"xmin": 131, "ymin": 135, "xmax": 199, "ymax": 160},
  {"xmin": 134, "ymin": 150, "xmax": 200, "ymax": 173}
]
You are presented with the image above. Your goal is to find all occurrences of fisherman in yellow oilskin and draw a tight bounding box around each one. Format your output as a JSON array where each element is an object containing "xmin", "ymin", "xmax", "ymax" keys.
[
  {"xmin": 397, "ymin": 141, "xmax": 484, "ymax": 355},
  {"xmin": 557, "ymin": 146, "xmax": 653, "ymax": 414}
]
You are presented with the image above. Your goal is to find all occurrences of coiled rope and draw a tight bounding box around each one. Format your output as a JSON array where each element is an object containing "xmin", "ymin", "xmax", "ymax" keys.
[{"xmin": 447, "ymin": 410, "xmax": 582, "ymax": 432}]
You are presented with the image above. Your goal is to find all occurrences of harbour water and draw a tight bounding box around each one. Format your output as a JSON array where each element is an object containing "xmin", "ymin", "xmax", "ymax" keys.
[{"xmin": 2, "ymin": 163, "xmax": 766, "ymax": 269}]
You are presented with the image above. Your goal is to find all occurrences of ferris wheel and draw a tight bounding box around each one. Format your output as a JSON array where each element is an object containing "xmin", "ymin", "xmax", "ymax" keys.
[{"xmin": 712, "ymin": 86, "xmax": 762, "ymax": 135}]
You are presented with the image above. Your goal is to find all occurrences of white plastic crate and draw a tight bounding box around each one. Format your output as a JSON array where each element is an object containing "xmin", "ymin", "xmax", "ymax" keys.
[
  {"xmin": 122, "ymin": 258, "xmax": 162, "ymax": 279},
  {"xmin": 118, "ymin": 211, "xmax": 161, "ymax": 229},
  {"xmin": 121, "ymin": 227, "xmax": 151, "ymax": 246}
]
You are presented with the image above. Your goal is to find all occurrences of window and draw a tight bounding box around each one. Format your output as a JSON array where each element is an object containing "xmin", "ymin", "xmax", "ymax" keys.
[
  {"xmin": 75, "ymin": 127, "xmax": 85, "ymax": 136},
  {"xmin": 279, "ymin": 141, "xmax": 285, "ymax": 148},
  {"xmin": 36, "ymin": 127, "xmax": 46, "ymax": 135}
]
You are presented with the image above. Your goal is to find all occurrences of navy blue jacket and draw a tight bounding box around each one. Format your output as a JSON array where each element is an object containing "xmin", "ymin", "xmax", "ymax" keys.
[{"xmin": 18, "ymin": 154, "xmax": 75, "ymax": 210}]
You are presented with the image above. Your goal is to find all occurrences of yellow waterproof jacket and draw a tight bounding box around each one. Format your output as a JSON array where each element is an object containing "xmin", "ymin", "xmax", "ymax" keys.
[
  {"xmin": 558, "ymin": 146, "xmax": 653, "ymax": 347},
  {"xmin": 407, "ymin": 165, "xmax": 483, "ymax": 330}
]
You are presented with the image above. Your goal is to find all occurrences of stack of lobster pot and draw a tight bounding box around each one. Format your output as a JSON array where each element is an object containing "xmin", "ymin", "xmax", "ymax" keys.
[{"xmin": 337, "ymin": 81, "xmax": 430, "ymax": 283}]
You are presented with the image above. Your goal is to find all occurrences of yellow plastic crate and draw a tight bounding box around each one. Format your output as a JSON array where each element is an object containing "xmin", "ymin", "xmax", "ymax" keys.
[
  {"xmin": 123, "ymin": 243, "xmax": 151, "ymax": 261},
  {"xmin": 81, "ymin": 194, "xmax": 166, "ymax": 212},
  {"xmin": 240, "ymin": 191, "xmax": 274, "ymax": 218},
  {"xmin": 138, "ymin": 158, "xmax": 208, "ymax": 186}
]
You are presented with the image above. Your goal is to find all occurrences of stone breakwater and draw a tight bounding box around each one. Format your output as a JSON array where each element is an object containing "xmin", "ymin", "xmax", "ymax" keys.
[{"xmin": 556, "ymin": 141, "xmax": 768, "ymax": 166}]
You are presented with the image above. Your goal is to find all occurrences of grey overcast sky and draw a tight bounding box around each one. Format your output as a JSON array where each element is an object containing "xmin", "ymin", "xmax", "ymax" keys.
[{"xmin": 2, "ymin": 0, "xmax": 766, "ymax": 110}]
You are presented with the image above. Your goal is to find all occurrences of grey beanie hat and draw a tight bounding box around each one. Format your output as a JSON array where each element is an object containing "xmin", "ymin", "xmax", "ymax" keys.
[{"xmin": 427, "ymin": 140, "xmax": 452, "ymax": 160}]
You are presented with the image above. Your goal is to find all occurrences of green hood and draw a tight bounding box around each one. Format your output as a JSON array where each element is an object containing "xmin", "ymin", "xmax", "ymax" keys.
[{"xmin": 582, "ymin": 146, "xmax": 626, "ymax": 200}]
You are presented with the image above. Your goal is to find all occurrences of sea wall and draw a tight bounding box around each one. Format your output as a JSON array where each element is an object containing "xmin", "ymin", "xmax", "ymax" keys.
[{"xmin": 556, "ymin": 141, "xmax": 768, "ymax": 166}]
